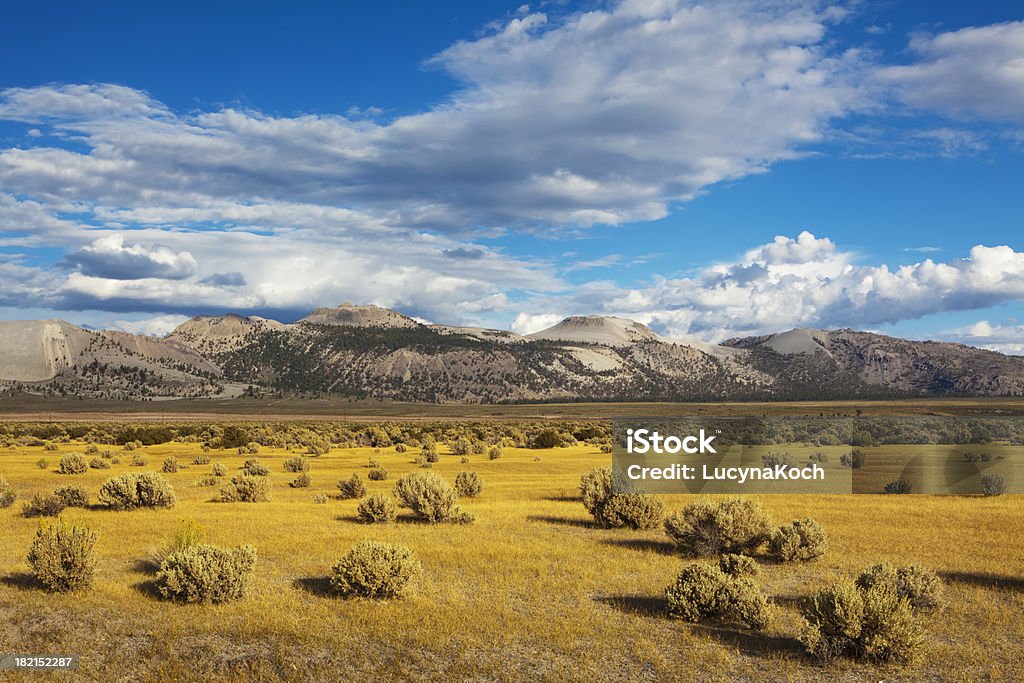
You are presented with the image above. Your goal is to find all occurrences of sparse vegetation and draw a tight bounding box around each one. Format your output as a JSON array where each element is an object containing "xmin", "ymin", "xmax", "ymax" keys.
[
  {"xmin": 27, "ymin": 519, "xmax": 98, "ymax": 592},
  {"xmin": 337, "ymin": 474, "xmax": 367, "ymax": 499},
  {"xmin": 53, "ymin": 485, "xmax": 89, "ymax": 508},
  {"xmin": 218, "ymin": 475, "xmax": 270, "ymax": 503},
  {"xmin": 57, "ymin": 452, "xmax": 89, "ymax": 475},
  {"xmin": 98, "ymin": 472, "xmax": 177, "ymax": 510},
  {"xmin": 283, "ymin": 456, "xmax": 309, "ymax": 473},
  {"xmin": 454, "ymin": 471, "xmax": 483, "ymax": 497},
  {"xmin": 330, "ymin": 540, "xmax": 422, "ymax": 598},
  {"xmin": 663, "ymin": 498, "xmax": 772, "ymax": 556},
  {"xmin": 393, "ymin": 471, "xmax": 472, "ymax": 524},
  {"xmin": 357, "ymin": 493, "xmax": 398, "ymax": 524},
  {"xmin": 22, "ymin": 492, "xmax": 66, "ymax": 517},
  {"xmin": 0, "ymin": 475, "xmax": 15, "ymax": 508},
  {"xmin": 665, "ymin": 562, "xmax": 772, "ymax": 630}
]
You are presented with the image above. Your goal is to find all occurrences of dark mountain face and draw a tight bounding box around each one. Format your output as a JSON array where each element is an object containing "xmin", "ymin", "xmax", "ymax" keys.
[{"xmin": 2, "ymin": 308, "xmax": 1023, "ymax": 403}]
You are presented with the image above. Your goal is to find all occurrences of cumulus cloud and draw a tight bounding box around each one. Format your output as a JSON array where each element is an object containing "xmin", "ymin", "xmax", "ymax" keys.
[
  {"xmin": 513, "ymin": 232, "xmax": 1024, "ymax": 342},
  {"xmin": 0, "ymin": 1, "xmax": 864, "ymax": 232},
  {"xmin": 110, "ymin": 314, "xmax": 190, "ymax": 337},
  {"xmin": 941, "ymin": 320, "xmax": 1024, "ymax": 356},
  {"xmin": 63, "ymin": 234, "xmax": 199, "ymax": 280},
  {"xmin": 876, "ymin": 21, "xmax": 1024, "ymax": 124}
]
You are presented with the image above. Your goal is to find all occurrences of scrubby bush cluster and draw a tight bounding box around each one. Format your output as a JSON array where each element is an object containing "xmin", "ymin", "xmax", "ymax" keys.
[
  {"xmin": 0, "ymin": 475, "xmax": 15, "ymax": 508},
  {"xmin": 242, "ymin": 459, "xmax": 270, "ymax": 476},
  {"xmin": 161, "ymin": 457, "xmax": 180, "ymax": 473},
  {"xmin": 98, "ymin": 473, "xmax": 177, "ymax": 509},
  {"xmin": 57, "ymin": 452, "xmax": 89, "ymax": 475},
  {"xmin": 799, "ymin": 563, "xmax": 943, "ymax": 664},
  {"xmin": 768, "ymin": 518, "xmax": 828, "ymax": 562},
  {"xmin": 454, "ymin": 471, "xmax": 483, "ymax": 497},
  {"xmin": 840, "ymin": 448, "xmax": 866, "ymax": 469},
  {"xmin": 131, "ymin": 454, "xmax": 148, "ymax": 467},
  {"xmin": 219, "ymin": 475, "xmax": 270, "ymax": 502},
  {"xmin": 157, "ymin": 544, "xmax": 257, "ymax": 603},
  {"xmin": 663, "ymin": 498, "xmax": 772, "ymax": 556},
  {"xmin": 367, "ymin": 467, "xmax": 388, "ymax": 481},
  {"xmin": 393, "ymin": 472, "xmax": 472, "ymax": 523},
  {"xmin": 981, "ymin": 473, "xmax": 1006, "ymax": 496},
  {"xmin": 54, "ymin": 485, "xmax": 89, "ymax": 508},
  {"xmin": 193, "ymin": 454, "xmax": 211, "ymax": 465},
  {"xmin": 488, "ymin": 445, "xmax": 503, "ymax": 460},
  {"xmin": 337, "ymin": 474, "xmax": 367, "ymax": 499},
  {"xmin": 27, "ymin": 519, "xmax": 98, "ymax": 592},
  {"xmin": 211, "ymin": 463, "xmax": 228, "ymax": 477},
  {"xmin": 290, "ymin": 473, "xmax": 311, "ymax": 488},
  {"xmin": 22, "ymin": 492, "xmax": 66, "ymax": 517},
  {"xmin": 283, "ymin": 456, "xmax": 309, "ymax": 473},
  {"xmin": 883, "ymin": 477, "xmax": 912, "ymax": 494},
  {"xmin": 665, "ymin": 563, "xmax": 772, "ymax": 630},
  {"xmin": 719, "ymin": 553, "xmax": 760, "ymax": 578},
  {"xmin": 330, "ymin": 540, "xmax": 422, "ymax": 598},
  {"xmin": 89, "ymin": 457, "xmax": 111, "ymax": 470},
  {"xmin": 579, "ymin": 467, "xmax": 664, "ymax": 530},
  {"xmin": 357, "ymin": 493, "xmax": 398, "ymax": 523}
]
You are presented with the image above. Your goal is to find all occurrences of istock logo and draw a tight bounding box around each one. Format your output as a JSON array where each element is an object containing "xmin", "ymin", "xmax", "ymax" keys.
[{"xmin": 625, "ymin": 428, "xmax": 717, "ymax": 454}]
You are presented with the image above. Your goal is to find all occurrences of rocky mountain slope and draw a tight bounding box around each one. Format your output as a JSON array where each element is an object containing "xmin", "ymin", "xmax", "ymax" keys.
[{"xmin": 1, "ymin": 304, "xmax": 1022, "ymax": 402}]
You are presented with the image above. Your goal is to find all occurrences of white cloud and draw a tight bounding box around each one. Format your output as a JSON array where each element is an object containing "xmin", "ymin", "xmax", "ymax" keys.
[
  {"xmin": 110, "ymin": 314, "xmax": 190, "ymax": 337},
  {"xmin": 512, "ymin": 232, "xmax": 1024, "ymax": 342},
  {"xmin": 941, "ymin": 320, "xmax": 1024, "ymax": 356},
  {"xmin": 63, "ymin": 234, "xmax": 198, "ymax": 280},
  {"xmin": 0, "ymin": 1, "xmax": 864, "ymax": 233},
  {"xmin": 876, "ymin": 21, "xmax": 1024, "ymax": 124}
]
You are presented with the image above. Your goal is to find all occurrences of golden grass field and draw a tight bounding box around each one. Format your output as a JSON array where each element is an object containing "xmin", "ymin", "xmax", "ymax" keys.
[{"xmin": 1, "ymin": 437, "xmax": 1023, "ymax": 682}]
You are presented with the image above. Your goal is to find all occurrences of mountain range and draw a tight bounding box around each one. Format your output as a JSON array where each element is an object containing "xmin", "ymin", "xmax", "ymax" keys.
[{"xmin": 1, "ymin": 303, "xmax": 1022, "ymax": 402}]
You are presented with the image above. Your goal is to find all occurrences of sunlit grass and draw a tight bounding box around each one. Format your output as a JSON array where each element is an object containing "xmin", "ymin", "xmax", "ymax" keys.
[{"xmin": 1, "ymin": 439, "xmax": 1022, "ymax": 681}]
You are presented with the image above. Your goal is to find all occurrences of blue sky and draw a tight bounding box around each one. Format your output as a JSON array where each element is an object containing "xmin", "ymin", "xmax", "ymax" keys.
[{"xmin": 0, "ymin": 0, "xmax": 1023, "ymax": 352}]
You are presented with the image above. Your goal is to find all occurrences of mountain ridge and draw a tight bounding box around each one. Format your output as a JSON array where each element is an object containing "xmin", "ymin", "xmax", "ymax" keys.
[{"xmin": 1, "ymin": 303, "xmax": 1022, "ymax": 402}]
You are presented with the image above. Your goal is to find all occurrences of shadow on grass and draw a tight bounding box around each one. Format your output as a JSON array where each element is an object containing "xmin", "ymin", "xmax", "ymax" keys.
[
  {"xmin": 595, "ymin": 594, "xmax": 668, "ymax": 618},
  {"xmin": 693, "ymin": 624, "xmax": 805, "ymax": 658},
  {"xmin": 600, "ymin": 537, "xmax": 677, "ymax": 556},
  {"xmin": 293, "ymin": 576, "xmax": 334, "ymax": 598},
  {"xmin": 0, "ymin": 572, "xmax": 38, "ymax": 591},
  {"xmin": 526, "ymin": 514, "xmax": 593, "ymax": 529},
  {"xmin": 130, "ymin": 578, "xmax": 163, "ymax": 600},
  {"xmin": 132, "ymin": 558, "xmax": 159, "ymax": 574},
  {"xmin": 940, "ymin": 571, "xmax": 1024, "ymax": 591},
  {"xmin": 541, "ymin": 494, "xmax": 580, "ymax": 503}
]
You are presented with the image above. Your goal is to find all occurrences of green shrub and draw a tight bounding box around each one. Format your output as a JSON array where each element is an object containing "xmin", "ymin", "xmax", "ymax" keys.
[
  {"xmin": 357, "ymin": 493, "xmax": 398, "ymax": 523},
  {"xmin": 532, "ymin": 428, "xmax": 562, "ymax": 449},
  {"xmin": 981, "ymin": 474, "xmax": 1006, "ymax": 496},
  {"xmin": 193, "ymin": 454, "xmax": 211, "ymax": 465},
  {"xmin": 211, "ymin": 463, "xmax": 228, "ymax": 477},
  {"xmin": 471, "ymin": 440, "xmax": 488, "ymax": 455},
  {"xmin": 53, "ymin": 485, "xmax": 89, "ymax": 508},
  {"xmin": 131, "ymin": 454, "xmax": 147, "ymax": 467},
  {"xmin": 768, "ymin": 518, "xmax": 828, "ymax": 562},
  {"xmin": 883, "ymin": 478, "xmax": 912, "ymax": 494},
  {"xmin": 330, "ymin": 540, "xmax": 422, "ymax": 598},
  {"xmin": 151, "ymin": 519, "xmax": 206, "ymax": 567},
  {"xmin": 663, "ymin": 497, "xmax": 772, "ymax": 557},
  {"xmin": 337, "ymin": 474, "xmax": 367, "ymax": 499},
  {"xmin": 367, "ymin": 467, "xmax": 389, "ymax": 481},
  {"xmin": 242, "ymin": 459, "xmax": 269, "ymax": 476},
  {"xmin": 157, "ymin": 544, "xmax": 257, "ymax": 603},
  {"xmin": 22, "ymin": 492, "xmax": 66, "ymax": 517},
  {"xmin": 237, "ymin": 442, "xmax": 260, "ymax": 455},
  {"xmin": 57, "ymin": 452, "xmax": 88, "ymax": 475},
  {"xmin": 840, "ymin": 448, "xmax": 866, "ymax": 469},
  {"xmin": 800, "ymin": 577, "xmax": 925, "ymax": 663},
  {"xmin": 36, "ymin": 458, "xmax": 48, "ymax": 470},
  {"xmin": 665, "ymin": 563, "xmax": 771, "ymax": 630},
  {"xmin": 219, "ymin": 475, "xmax": 270, "ymax": 503},
  {"xmin": 89, "ymin": 457, "xmax": 111, "ymax": 470},
  {"xmin": 579, "ymin": 467, "xmax": 614, "ymax": 521},
  {"xmin": 290, "ymin": 473, "xmax": 311, "ymax": 488},
  {"xmin": 720, "ymin": 553, "xmax": 760, "ymax": 577},
  {"xmin": 27, "ymin": 519, "xmax": 98, "ymax": 592},
  {"xmin": 600, "ymin": 493, "xmax": 664, "ymax": 530},
  {"xmin": 0, "ymin": 475, "xmax": 15, "ymax": 508},
  {"xmin": 393, "ymin": 471, "xmax": 472, "ymax": 523},
  {"xmin": 454, "ymin": 471, "xmax": 483, "ymax": 497},
  {"xmin": 424, "ymin": 445, "xmax": 440, "ymax": 463},
  {"xmin": 488, "ymin": 445, "xmax": 503, "ymax": 460},
  {"xmin": 855, "ymin": 562, "xmax": 944, "ymax": 612},
  {"xmin": 283, "ymin": 456, "xmax": 309, "ymax": 473},
  {"xmin": 449, "ymin": 437, "xmax": 471, "ymax": 456},
  {"xmin": 98, "ymin": 472, "xmax": 177, "ymax": 509}
]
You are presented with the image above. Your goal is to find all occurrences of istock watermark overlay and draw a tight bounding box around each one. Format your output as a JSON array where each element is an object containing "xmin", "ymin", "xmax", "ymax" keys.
[{"xmin": 611, "ymin": 417, "xmax": 1021, "ymax": 495}]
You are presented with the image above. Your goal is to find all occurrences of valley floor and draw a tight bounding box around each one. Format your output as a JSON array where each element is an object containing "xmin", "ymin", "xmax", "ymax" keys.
[{"xmin": 1, "ymin": 438, "xmax": 1022, "ymax": 681}]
